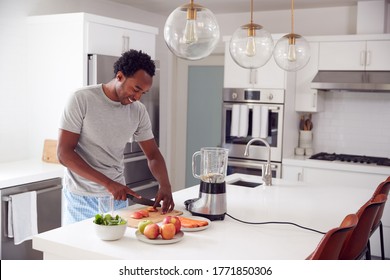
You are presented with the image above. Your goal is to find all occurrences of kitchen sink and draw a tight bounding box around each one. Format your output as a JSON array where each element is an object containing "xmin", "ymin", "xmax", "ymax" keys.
[{"xmin": 228, "ymin": 179, "xmax": 262, "ymax": 188}]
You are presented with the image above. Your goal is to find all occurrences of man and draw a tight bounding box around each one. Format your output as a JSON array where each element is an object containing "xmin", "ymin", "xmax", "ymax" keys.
[{"xmin": 58, "ymin": 50, "xmax": 174, "ymax": 224}]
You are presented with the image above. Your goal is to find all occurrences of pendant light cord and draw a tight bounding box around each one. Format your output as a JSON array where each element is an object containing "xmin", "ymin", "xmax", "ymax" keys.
[
  {"xmin": 250, "ymin": 0, "xmax": 253, "ymax": 24},
  {"xmin": 291, "ymin": 0, "xmax": 295, "ymax": 34}
]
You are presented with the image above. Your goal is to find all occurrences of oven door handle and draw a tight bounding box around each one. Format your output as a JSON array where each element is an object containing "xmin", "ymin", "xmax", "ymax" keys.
[
  {"xmin": 2, "ymin": 185, "xmax": 62, "ymax": 202},
  {"xmin": 229, "ymin": 160, "xmax": 279, "ymax": 170},
  {"xmin": 224, "ymin": 104, "xmax": 281, "ymax": 112}
]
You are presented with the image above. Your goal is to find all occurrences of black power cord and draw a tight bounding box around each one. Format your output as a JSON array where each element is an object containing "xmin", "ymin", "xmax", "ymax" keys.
[{"xmin": 225, "ymin": 213, "xmax": 327, "ymax": 235}]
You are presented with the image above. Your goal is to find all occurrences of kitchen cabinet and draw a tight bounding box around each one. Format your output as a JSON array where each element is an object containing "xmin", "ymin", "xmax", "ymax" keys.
[
  {"xmin": 26, "ymin": 13, "xmax": 157, "ymax": 156},
  {"xmin": 295, "ymin": 41, "xmax": 324, "ymax": 112},
  {"xmin": 318, "ymin": 39, "xmax": 390, "ymax": 71},
  {"xmin": 223, "ymin": 39, "xmax": 285, "ymax": 89},
  {"xmin": 283, "ymin": 164, "xmax": 387, "ymax": 186},
  {"xmin": 282, "ymin": 158, "xmax": 390, "ymax": 258},
  {"xmin": 87, "ymin": 21, "xmax": 156, "ymax": 58}
]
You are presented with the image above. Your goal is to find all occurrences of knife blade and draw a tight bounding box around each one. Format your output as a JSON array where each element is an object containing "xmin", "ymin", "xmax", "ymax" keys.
[{"xmin": 127, "ymin": 194, "xmax": 161, "ymax": 207}]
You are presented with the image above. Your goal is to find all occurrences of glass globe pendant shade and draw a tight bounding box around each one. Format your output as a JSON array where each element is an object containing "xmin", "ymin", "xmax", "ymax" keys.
[
  {"xmin": 273, "ymin": 34, "xmax": 311, "ymax": 71},
  {"xmin": 164, "ymin": 2, "xmax": 220, "ymax": 60},
  {"xmin": 229, "ymin": 23, "xmax": 274, "ymax": 69}
]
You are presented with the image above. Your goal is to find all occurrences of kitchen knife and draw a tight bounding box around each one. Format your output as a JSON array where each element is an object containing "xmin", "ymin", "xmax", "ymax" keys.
[{"xmin": 127, "ymin": 194, "xmax": 161, "ymax": 207}]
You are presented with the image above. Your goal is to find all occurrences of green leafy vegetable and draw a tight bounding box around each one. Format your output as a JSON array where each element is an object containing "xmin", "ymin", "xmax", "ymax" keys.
[{"xmin": 93, "ymin": 213, "xmax": 126, "ymax": 226}]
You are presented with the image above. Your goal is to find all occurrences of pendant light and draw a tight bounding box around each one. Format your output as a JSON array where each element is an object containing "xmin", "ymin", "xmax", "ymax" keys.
[
  {"xmin": 273, "ymin": 0, "xmax": 310, "ymax": 71},
  {"xmin": 164, "ymin": 0, "xmax": 220, "ymax": 60},
  {"xmin": 229, "ymin": 0, "xmax": 274, "ymax": 69}
]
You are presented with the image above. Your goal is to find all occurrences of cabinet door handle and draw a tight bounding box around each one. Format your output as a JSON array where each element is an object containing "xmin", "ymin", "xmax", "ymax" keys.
[
  {"xmin": 297, "ymin": 172, "xmax": 302, "ymax": 181},
  {"xmin": 312, "ymin": 92, "xmax": 317, "ymax": 108},
  {"xmin": 360, "ymin": 50, "xmax": 366, "ymax": 66},
  {"xmin": 366, "ymin": 50, "xmax": 371, "ymax": 66},
  {"xmin": 249, "ymin": 69, "xmax": 257, "ymax": 85},
  {"xmin": 122, "ymin": 36, "xmax": 130, "ymax": 53}
]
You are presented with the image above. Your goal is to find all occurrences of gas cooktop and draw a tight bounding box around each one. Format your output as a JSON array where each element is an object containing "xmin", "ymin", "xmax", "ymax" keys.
[{"xmin": 309, "ymin": 152, "xmax": 390, "ymax": 167}]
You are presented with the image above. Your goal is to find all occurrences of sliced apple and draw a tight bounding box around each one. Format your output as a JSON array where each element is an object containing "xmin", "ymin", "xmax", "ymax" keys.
[
  {"xmin": 138, "ymin": 209, "xmax": 149, "ymax": 217},
  {"xmin": 130, "ymin": 211, "xmax": 144, "ymax": 219},
  {"xmin": 146, "ymin": 206, "xmax": 158, "ymax": 212}
]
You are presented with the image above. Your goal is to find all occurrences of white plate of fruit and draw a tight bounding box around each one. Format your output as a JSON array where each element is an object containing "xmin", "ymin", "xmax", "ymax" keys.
[{"xmin": 135, "ymin": 216, "xmax": 184, "ymax": 244}]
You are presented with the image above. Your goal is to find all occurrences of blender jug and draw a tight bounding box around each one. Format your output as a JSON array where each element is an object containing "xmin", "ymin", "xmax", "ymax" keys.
[
  {"xmin": 192, "ymin": 147, "xmax": 229, "ymax": 183},
  {"xmin": 186, "ymin": 147, "xmax": 228, "ymax": 220}
]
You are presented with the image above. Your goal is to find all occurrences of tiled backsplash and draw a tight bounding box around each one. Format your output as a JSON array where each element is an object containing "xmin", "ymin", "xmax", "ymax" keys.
[{"xmin": 313, "ymin": 91, "xmax": 390, "ymax": 158}]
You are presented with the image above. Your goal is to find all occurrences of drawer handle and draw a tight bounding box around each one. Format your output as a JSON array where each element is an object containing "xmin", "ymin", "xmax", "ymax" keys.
[{"xmin": 124, "ymin": 155, "xmax": 147, "ymax": 163}]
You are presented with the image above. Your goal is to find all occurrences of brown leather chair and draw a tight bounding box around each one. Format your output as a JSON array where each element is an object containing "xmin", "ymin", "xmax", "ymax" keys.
[
  {"xmin": 339, "ymin": 194, "xmax": 388, "ymax": 260},
  {"xmin": 367, "ymin": 176, "xmax": 390, "ymax": 260},
  {"xmin": 306, "ymin": 214, "xmax": 358, "ymax": 260}
]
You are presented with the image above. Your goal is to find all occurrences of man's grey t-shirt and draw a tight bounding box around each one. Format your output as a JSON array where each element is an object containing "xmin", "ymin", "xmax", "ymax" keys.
[{"xmin": 60, "ymin": 84, "xmax": 154, "ymax": 196}]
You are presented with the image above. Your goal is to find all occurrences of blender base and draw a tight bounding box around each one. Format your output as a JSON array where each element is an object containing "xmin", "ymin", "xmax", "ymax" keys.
[
  {"xmin": 184, "ymin": 198, "xmax": 226, "ymax": 221},
  {"xmin": 184, "ymin": 181, "xmax": 227, "ymax": 221},
  {"xmin": 189, "ymin": 210, "xmax": 226, "ymax": 221}
]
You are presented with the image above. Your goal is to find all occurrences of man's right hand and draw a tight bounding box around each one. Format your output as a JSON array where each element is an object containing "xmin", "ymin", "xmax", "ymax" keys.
[{"xmin": 106, "ymin": 180, "xmax": 141, "ymax": 201}]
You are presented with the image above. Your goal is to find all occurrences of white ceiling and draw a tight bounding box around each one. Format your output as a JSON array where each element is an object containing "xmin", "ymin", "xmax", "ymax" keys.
[{"xmin": 108, "ymin": 0, "xmax": 377, "ymax": 16}]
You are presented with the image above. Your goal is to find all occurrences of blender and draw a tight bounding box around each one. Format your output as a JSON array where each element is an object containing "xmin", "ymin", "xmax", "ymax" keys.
[{"xmin": 185, "ymin": 147, "xmax": 228, "ymax": 220}]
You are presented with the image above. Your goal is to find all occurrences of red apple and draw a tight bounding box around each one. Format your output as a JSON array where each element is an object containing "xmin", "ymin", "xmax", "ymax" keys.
[
  {"xmin": 162, "ymin": 216, "xmax": 181, "ymax": 234},
  {"xmin": 160, "ymin": 223, "xmax": 176, "ymax": 240},
  {"xmin": 143, "ymin": 223, "xmax": 160, "ymax": 239}
]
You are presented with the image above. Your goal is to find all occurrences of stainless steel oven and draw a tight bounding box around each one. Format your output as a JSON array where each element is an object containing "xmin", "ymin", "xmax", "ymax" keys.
[
  {"xmin": 123, "ymin": 153, "xmax": 159, "ymax": 202},
  {"xmin": 222, "ymin": 88, "xmax": 285, "ymax": 178}
]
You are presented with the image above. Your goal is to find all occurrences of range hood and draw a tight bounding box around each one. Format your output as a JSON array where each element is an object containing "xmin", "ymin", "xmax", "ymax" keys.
[{"xmin": 311, "ymin": 71, "xmax": 390, "ymax": 92}]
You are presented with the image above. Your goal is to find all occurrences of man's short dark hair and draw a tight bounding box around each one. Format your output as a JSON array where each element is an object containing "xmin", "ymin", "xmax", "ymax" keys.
[{"xmin": 113, "ymin": 49, "xmax": 155, "ymax": 77}]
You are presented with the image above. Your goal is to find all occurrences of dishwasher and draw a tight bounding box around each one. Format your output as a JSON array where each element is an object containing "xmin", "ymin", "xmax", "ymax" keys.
[{"xmin": 0, "ymin": 178, "xmax": 62, "ymax": 259}]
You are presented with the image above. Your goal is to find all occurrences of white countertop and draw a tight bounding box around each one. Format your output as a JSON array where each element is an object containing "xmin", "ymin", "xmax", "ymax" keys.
[
  {"xmin": 283, "ymin": 156, "xmax": 390, "ymax": 175},
  {"xmin": 32, "ymin": 173, "xmax": 375, "ymax": 260},
  {"xmin": 0, "ymin": 159, "xmax": 64, "ymax": 189}
]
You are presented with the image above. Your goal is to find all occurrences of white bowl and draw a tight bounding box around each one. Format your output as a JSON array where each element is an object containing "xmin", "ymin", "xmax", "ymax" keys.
[{"xmin": 94, "ymin": 221, "xmax": 128, "ymax": 241}]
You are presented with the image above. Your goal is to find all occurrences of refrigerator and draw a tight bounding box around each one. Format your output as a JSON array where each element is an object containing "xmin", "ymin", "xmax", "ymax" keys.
[{"xmin": 87, "ymin": 54, "xmax": 160, "ymax": 200}]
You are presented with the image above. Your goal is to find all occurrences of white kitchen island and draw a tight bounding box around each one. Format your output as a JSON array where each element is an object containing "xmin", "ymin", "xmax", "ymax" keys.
[{"xmin": 32, "ymin": 173, "xmax": 377, "ymax": 260}]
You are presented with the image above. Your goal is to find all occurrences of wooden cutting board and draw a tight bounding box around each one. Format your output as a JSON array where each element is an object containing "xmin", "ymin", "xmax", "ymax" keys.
[
  {"xmin": 120, "ymin": 207, "xmax": 183, "ymax": 228},
  {"xmin": 42, "ymin": 139, "xmax": 60, "ymax": 164}
]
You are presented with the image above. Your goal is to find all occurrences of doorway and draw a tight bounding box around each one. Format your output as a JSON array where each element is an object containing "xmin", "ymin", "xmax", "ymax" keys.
[
  {"xmin": 173, "ymin": 55, "xmax": 224, "ymax": 189},
  {"xmin": 185, "ymin": 65, "xmax": 224, "ymax": 187}
]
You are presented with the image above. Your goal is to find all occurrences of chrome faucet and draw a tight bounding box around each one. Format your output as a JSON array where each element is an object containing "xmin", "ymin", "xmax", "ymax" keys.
[{"xmin": 244, "ymin": 138, "xmax": 272, "ymax": 186}]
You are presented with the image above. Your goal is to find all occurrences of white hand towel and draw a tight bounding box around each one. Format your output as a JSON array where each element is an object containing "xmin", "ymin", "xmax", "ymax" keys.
[
  {"xmin": 251, "ymin": 105, "xmax": 261, "ymax": 138},
  {"xmin": 230, "ymin": 104, "xmax": 240, "ymax": 137},
  {"xmin": 260, "ymin": 106, "xmax": 269, "ymax": 138},
  {"xmin": 9, "ymin": 191, "xmax": 38, "ymax": 245},
  {"xmin": 239, "ymin": 104, "xmax": 249, "ymax": 137}
]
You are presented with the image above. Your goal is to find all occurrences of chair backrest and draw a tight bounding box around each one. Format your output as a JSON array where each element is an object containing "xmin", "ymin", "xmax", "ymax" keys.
[
  {"xmin": 339, "ymin": 194, "xmax": 388, "ymax": 260},
  {"xmin": 371, "ymin": 177, "xmax": 390, "ymax": 232},
  {"xmin": 307, "ymin": 213, "xmax": 358, "ymax": 260}
]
